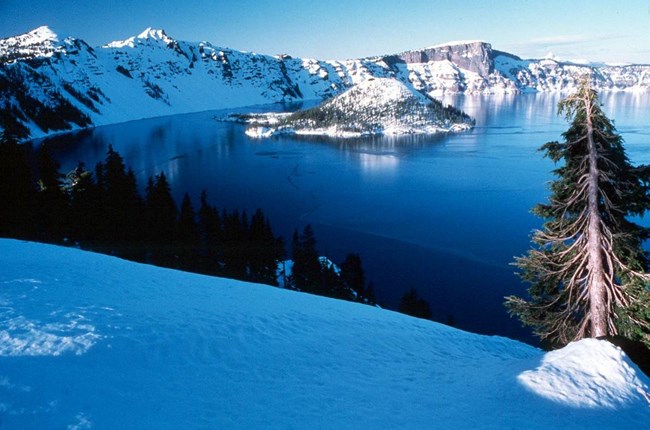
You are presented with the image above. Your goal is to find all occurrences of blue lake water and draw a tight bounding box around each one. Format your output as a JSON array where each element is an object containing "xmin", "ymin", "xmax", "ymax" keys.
[{"xmin": 44, "ymin": 92, "xmax": 650, "ymax": 343}]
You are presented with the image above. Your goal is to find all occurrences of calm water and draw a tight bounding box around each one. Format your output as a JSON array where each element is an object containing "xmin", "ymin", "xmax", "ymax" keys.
[{"xmin": 43, "ymin": 92, "xmax": 650, "ymax": 343}]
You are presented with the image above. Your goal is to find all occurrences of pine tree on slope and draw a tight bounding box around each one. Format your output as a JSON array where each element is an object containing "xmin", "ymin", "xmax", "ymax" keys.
[{"xmin": 506, "ymin": 78, "xmax": 650, "ymax": 347}]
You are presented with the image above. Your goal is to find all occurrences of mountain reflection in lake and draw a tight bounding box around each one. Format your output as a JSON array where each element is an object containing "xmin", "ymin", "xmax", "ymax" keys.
[{"xmin": 43, "ymin": 92, "xmax": 650, "ymax": 343}]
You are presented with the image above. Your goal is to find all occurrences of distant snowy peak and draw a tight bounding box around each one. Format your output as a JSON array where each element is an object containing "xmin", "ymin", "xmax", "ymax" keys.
[
  {"xmin": 0, "ymin": 25, "xmax": 75, "ymax": 61},
  {"xmin": 138, "ymin": 27, "xmax": 171, "ymax": 41},
  {"xmin": 105, "ymin": 27, "xmax": 177, "ymax": 49},
  {"xmin": 17, "ymin": 25, "xmax": 59, "ymax": 44}
]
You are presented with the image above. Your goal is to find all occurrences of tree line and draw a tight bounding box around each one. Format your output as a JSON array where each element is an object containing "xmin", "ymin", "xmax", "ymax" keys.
[{"xmin": 0, "ymin": 136, "xmax": 378, "ymax": 306}]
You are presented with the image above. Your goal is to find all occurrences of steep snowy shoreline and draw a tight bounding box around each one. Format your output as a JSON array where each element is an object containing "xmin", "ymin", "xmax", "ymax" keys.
[
  {"xmin": 1, "ymin": 239, "xmax": 649, "ymax": 428},
  {"xmin": 1, "ymin": 26, "xmax": 649, "ymax": 139}
]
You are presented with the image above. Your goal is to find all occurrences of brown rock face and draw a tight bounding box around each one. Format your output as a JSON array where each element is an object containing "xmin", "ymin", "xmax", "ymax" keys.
[{"xmin": 390, "ymin": 41, "xmax": 494, "ymax": 77}]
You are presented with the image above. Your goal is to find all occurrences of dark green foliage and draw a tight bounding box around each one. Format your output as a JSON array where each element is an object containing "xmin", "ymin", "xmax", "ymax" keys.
[
  {"xmin": 65, "ymin": 162, "xmax": 99, "ymax": 244},
  {"xmin": 340, "ymin": 253, "xmax": 375, "ymax": 304},
  {"xmin": 145, "ymin": 172, "xmax": 178, "ymax": 265},
  {"xmin": 143, "ymin": 80, "xmax": 167, "ymax": 103},
  {"xmin": 0, "ymin": 143, "xmax": 378, "ymax": 309},
  {"xmin": 0, "ymin": 102, "xmax": 30, "ymax": 139},
  {"xmin": 506, "ymin": 79, "xmax": 650, "ymax": 347},
  {"xmin": 248, "ymin": 208, "xmax": 285, "ymax": 285},
  {"xmin": 176, "ymin": 193, "xmax": 200, "ymax": 270},
  {"xmin": 62, "ymin": 82, "xmax": 100, "ymax": 113},
  {"xmin": 115, "ymin": 65, "xmax": 133, "ymax": 78},
  {"xmin": 220, "ymin": 209, "xmax": 249, "ymax": 278},
  {"xmin": 34, "ymin": 144, "xmax": 68, "ymax": 241},
  {"xmin": 197, "ymin": 190, "xmax": 223, "ymax": 274},
  {"xmin": 290, "ymin": 225, "xmax": 375, "ymax": 304},
  {"xmin": 399, "ymin": 288, "xmax": 432, "ymax": 320},
  {"xmin": 95, "ymin": 146, "xmax": 145, "ymax": 254},
  {"xmin": 0, "ymin": 66, "xmax": 91, "ymax": 134},
  {"xmin": 291, "ymin": 225, "xmax": 321, "ymax": 291},
  {"xmin": 0, "ymin": 133, "xmax": 36, "ymax": 237}
]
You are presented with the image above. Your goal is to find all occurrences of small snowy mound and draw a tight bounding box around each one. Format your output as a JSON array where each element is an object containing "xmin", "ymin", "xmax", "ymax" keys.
[
  {"xmin": 0, "ymin": 239, "xmax": 649, "ymax": 429},
  {"xmin": 519, "ymin": 338, "xmax": 650, "ymax": 408},
  {"xmin": 245, "ymin": 78, "xmax": 474, "ymax": 138}
]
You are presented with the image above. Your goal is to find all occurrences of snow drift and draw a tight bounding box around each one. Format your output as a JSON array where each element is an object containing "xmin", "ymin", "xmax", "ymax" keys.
[{"xmin": 0, "ymin": 239, "xmax": 648, "ymax": 429}]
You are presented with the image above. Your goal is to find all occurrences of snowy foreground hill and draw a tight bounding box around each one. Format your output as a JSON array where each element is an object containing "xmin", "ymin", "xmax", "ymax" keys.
[
  {"xmin": 1, "ymin": 26, "xmax": 650, "ymax": 139},
  {"xmin": 1, "ymin": 239, "xmax": 649, "ymax": 429}
]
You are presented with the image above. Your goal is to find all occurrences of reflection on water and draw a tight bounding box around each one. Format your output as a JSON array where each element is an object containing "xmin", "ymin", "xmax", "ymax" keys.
[{"xmin": 42, "ymin": 92, "xmax": 650, "ymax": 343}]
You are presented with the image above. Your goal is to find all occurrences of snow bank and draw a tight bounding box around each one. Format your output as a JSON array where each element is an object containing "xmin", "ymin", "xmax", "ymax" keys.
[
  {"xmin": 0, "ymin": 239, "xmax": 648, "ymax": 429},
  {"xmin": 519, "ymin": 338, "xmax": 650, "ymax": 408}
]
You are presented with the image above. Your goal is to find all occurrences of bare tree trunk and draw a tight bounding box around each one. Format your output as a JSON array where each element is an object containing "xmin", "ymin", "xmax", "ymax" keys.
[{"xmin": 584, "ymin": 93, "xmax": 609, "ymax": 338}]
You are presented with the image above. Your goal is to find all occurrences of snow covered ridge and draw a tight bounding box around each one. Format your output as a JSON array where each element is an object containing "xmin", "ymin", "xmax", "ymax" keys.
[
  {"xmin": 0, "ymin": 239, "xmax": 649, "ymax": 428},
  {"xmin": 1, "ymin": 26, "xmax": 649, "ymax": 140},
  {"xmin": 242, "ymin": 78, "xmax": 474, "ymax": 138}
]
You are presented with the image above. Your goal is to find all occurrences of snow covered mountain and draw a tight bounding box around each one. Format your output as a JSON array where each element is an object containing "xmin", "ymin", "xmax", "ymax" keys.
[
  {"xmin": 244, "ymin": 78, "xmax": 474, "ymax": 137},
  {"xmin": 1, "ymin": 26, "xmax": 649, "ymax": 139},
  {"xmin": 1, "ymin": 239, "xmax": 649, "ymax": 428}
]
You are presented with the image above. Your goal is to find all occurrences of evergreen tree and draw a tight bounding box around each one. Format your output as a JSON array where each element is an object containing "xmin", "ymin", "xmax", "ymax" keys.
[
  {"xmin": 221, "ymin": 209, "xmax": 248, "ymax": 278},
  {"xmin": 145, "ymin": 172, "xmax": 177, "ymax": 265},
  {"xmin": 0, "ymin": 132, "xmax": 35, "ymax": 238},
  {"xmin": 291, "ymin": 225, "xmax": 321, "ymax": 291},
  {"xmin": 34, "ymin": 144, "xmax": 68, "ymax": 242},
  {"xmin": 248, "ymin": 208, "xmax": 284, "ymax": 285},
  {"xmin": 96, "ymin": 146, "xmax": 144, "ymax": 251},
  {"xmin": 506, "ymin": 78, "xmax": 650, "ymax": 347},
  {"xmin": 65, "ymin": 162, "xmax": 99, "ymax": 245},
  {"xmin": 197, "ymin": 190, "xmax": 223, "ymax": 275},
  {"xmin": 399, "ymin": 288, "xmax": 432, "ymax": 320},
  {"xmin": 340, "ymin": 253, "xmax": 374, "ymax": 304},
  {"xmin": 176, "ymin": 193, "xmax": 200, "ymax": 270}
]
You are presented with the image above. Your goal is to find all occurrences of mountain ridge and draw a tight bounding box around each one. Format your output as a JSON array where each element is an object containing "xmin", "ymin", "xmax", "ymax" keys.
[{"xmin": 1, "ymin": 26, "xmax": 649, "ymax": 139}]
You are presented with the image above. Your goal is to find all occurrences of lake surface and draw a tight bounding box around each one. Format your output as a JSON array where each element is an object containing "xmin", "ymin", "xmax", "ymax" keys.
[{"xmin": 43, "ymin": 92, "xmax": 650, "ymax": 343}]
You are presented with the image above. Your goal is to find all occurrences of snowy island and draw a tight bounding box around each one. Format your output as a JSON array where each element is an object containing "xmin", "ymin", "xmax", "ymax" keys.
[
  {"xmin": 1, "ymin": 239, "xmax": 649, "ymax": 428},
  {"xmin": 240, "ymin": 78, "xmax": 474, "ymax": 138}
]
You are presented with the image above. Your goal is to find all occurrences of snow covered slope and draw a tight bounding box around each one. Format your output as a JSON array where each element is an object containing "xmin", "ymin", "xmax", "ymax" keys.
[
  {"xmin": 1, "ymin": 239, "xmax": 648, "ymax": 429},
  {"xmin": 245, "ymin": 78, "xmax": 474, "ymax": 137},
  {"xmin": 1, "ymin": 27, "xmax": 649, "ymax": 139}
]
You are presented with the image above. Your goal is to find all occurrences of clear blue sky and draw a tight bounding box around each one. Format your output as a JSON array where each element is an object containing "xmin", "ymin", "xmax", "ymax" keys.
[{"xmin": 2, "ymin": 0, "xmax": 649, "ymax": 63}]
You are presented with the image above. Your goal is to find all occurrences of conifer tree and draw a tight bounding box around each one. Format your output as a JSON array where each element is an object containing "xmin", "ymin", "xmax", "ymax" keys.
[
  {"xmin": 96, "ymin": 146, "xmax": 143, "ymax": 250},
  {"xmin": 145, "ymin": 172, "xmax": 177, "ymax": 265},
  {"xmin": 399, "ymin": 288, "xmax": 432, "ymax": 320},
  {"xmin": 248, "ymin": 208, "xmax": 284, "ymax": 285},
  {"xmin": 177, "ymin": 193, "xmax": 200, "ymax": 270},
  {"xmin": 506, "ymin": 78, "xmax": 650, "ymax": 347},
  {"xmin": 35, "ymin": 144, "xmax": 68, "ymax": 242},
  {"xmin": 340, "ymin": 254, "xmax": 364, "ymax": 295},
  {"xmin": 0, "ymin": 132, "xmax": 35, "ymax": 238},
  {"xmin": 197, "ymin": 191, "xmax": 222, "ymax": 274},
  {"xmin": 219, "ymin": 209, "xmax": 246, "ymax": 278},
  {"xmin": 291, "ymin": 225, "xmax": 321, "ymax": 291},
  {"xmin": 66, "ymin": 162, "xmax": 98, "ymax": 245}
]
